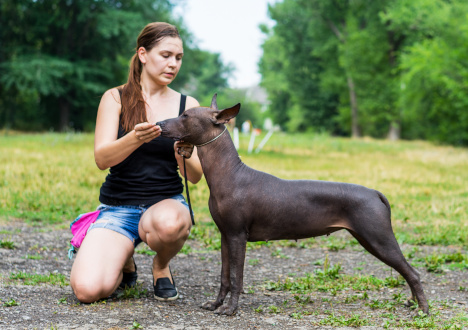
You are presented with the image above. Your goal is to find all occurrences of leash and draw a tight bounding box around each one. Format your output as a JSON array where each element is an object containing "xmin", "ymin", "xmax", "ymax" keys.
[{"xmin": 182, "ymin": 156, "xmax": 195, "ymax": 226}]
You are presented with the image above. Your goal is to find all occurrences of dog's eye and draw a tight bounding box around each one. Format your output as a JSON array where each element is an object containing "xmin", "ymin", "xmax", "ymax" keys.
[{"xmin": 182, "ymin": 113, "xmax": 188, "ymax": 118}]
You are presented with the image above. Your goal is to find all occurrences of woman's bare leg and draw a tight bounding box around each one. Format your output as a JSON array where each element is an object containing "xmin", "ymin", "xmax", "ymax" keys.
[
  {"xmin": 138, "ymin": 199, "xmax": 191, "ymax": 283},
  {"xmin": 70, "ymin": 228, "xmax": 134, "ymax": 303}
]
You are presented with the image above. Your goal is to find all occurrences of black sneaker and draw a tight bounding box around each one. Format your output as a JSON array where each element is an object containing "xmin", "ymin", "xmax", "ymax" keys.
[
  {"xmin": 153, "ymin": 269, "xmax": 178, "ymax": 301},
  {"xmin": 119, "ymin": 258, "xmax": 138, "ymax": 289}
]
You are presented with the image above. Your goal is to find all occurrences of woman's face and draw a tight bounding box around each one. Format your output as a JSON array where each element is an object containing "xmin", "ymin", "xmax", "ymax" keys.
[{"xmin": 138, "ymin": 36, "xmax": 183, "ymax": 85}]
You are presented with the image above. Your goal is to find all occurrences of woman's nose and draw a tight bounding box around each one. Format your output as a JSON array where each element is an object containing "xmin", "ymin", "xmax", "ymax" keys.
[{"xmin": 169, "ymin": 57, "xmax": 177, "ymax": 67}]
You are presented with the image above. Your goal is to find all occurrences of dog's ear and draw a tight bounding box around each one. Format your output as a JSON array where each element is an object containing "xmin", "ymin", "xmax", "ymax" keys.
[
  {"xmin": 214, "ymin": 103, "xmax": 241, "ymax": 124},
  {"xmin": 211, "ymin": 93, "xmax": 218, "ymax": 110}
]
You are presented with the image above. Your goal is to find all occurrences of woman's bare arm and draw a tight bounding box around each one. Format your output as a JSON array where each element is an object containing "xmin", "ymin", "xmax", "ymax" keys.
[{"xmin": 94, "ymin": 89, "xmax": 160, "ymax": 170}]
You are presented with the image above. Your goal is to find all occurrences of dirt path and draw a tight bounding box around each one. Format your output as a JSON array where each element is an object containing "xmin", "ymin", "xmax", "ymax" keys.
[{"xmin": 0, "ymin": 222, "xmax": 467, "ymax": 329}]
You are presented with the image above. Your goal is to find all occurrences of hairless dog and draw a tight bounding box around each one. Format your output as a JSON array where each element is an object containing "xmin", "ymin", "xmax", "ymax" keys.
[{"xmin": 156, "ymin": 94, "xmax": 429, "ymax": 316}]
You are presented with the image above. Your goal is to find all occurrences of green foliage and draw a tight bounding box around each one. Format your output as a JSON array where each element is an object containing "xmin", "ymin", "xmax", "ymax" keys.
[
  {"xmin": 188, "ymin": 220, "xmax": 221, "ymax": 251},
  {"xmin": 248, "ymin": 258, "xmax": 259, "ymax": 266},
  {"xmin": 130, "ymin": 320, "xmax": 144, "ymax": 329},
  {"xmin": 383, "ymin": 310, "xmax": 468, "ymax": 329},
  {"xmin": 198, "ymin": 88, "xmax": 264, "ymax": 129},
  {"xmin": 117, "ymin": 283, "xmax": 148, "ymax": 299},
  {"xmin": 57, "ymin": 297, "xmax": 67, "ymax": 305},
  {"xmin": 420, "ymin": 252, "xmax": 468, "ymax": 273},
  {"xmin": 0, "ymin": 239, "xmax": 15, "ymax": 249},
  {"xmin": 24, "ymin": 254, "xmax": 42, "ymax": 260},
  {"xmin": 0, "ymin": 0, "xmax": 230, "ymax": 132},
  {"xmin": 393, "ymin": 0, "xmax": 468, "ymax": 145},
  {"xmin": 180, "ymin": 51, "xmax": 232, "ymax": 99},
  {"xmin": 265, "ymin": 257, "xmax": 404, "ymax": 295},
  {"xmin": 259, "ymin": 0, "xmax": 340, "ymax": 134},
  {"xmin": 260, "ymin": 0, "xmax": 468, "ymax": 145},
  {"xmin": 8, "ymin": 271, "xmax": 69, "ymax": 287},
  {"xmin": 261, "ymin": 0, "xmax": 398, "ymax": 137},
  {"xmin": 2, "ymin": 298, "xmax": 20, "ymax": 307},
  {"xmin": 316, "ymin": 313, "xmax": 370, "ymax": 327}
]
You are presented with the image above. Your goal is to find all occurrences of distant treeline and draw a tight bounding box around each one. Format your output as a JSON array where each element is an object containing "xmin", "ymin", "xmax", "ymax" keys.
[
  {"xmin": 260, "ymin": 0, "xmax": 468, "ymax": 146},
  {"xmin": 2, "ymin": 0, "xmax": 467, "ymax": 146},
  {"xmin": 0, "ymin": 0, "xmax": 233, "ymax": 132}
]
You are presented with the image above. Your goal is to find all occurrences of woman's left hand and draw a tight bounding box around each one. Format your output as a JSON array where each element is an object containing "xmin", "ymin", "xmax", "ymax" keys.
[{"xmin": 174, "ymin": 141, "xmax": 194, "ymax": 159}]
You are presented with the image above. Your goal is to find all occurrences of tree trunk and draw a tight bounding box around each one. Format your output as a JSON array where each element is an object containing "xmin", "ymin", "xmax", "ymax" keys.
[
  {"xmin": 347, "ymin": 75, "xmax": 361, "ymax": 138},
  {"xmin": 387, "ymin": 120, "xmax": 400, "ymax": 141},
  {"xmin": 59, "ymin": 97, "xmax": 70, "ymax": 131}
]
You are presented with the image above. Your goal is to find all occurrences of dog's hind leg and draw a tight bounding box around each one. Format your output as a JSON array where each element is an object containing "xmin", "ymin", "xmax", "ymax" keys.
[
  {"xmin": 347, "ymin": 216, "xmax": 429, "ymax": 314},
  {"xmin": 202, "ymin": 233, "xmax": 231, "ymax": 311}
]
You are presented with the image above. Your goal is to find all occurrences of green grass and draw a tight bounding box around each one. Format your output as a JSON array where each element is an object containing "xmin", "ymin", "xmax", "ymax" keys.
[
  {"xmin": 420, "ymin": 252, "xmax": 468, "ymax": 273},
  {"xmin": 0, "ymin": 239, "xmax": 15, "ymax": 249},
  {"xmin": 7, "ymin": 271, "xmax": 69, "ymax": 286},
  {"xmin": 2, "ymin": 298, "xmax": 20, "ymax": 307},
  {"xmin": 0, "ymin": 131, "xmax": 467, "ymax": 247},
  {"xmin": 117, "ymin": 283, "xmax": 148, "ymax": 299},
  {"xmin": 265, "ymin": 260, "xmax": 405, "ymax": 294},
  {"xmin": 23, "ymin": 254, "xmax": 43, "ymax": 260}
]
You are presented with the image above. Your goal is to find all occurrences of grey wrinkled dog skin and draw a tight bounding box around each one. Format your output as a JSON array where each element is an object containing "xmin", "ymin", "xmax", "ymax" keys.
[{"xmin": 156, "ymin": 94, "xmax": 429, "ymax": 316}]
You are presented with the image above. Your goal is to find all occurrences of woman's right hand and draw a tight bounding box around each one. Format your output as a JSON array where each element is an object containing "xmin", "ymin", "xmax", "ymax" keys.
[{"xmin": 134, "ymin": 122, "xmax": 161, "ymax": 143}]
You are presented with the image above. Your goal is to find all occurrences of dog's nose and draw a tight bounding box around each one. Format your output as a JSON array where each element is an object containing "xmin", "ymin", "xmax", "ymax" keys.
[{"xmin": 156, "ymin": 121, "xmax": 165, "ymax": 128}]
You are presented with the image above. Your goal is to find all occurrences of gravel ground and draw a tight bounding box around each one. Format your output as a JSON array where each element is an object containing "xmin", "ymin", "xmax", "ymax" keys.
[{"xmin": 0, "ymin": 221, "xmax": 467, "ymax": 329}]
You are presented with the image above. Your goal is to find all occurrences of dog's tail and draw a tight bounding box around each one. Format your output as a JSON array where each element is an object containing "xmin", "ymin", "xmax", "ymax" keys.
[{"xmin": 376, "ymin": 190, "xmax": 391, "ymax": 218}]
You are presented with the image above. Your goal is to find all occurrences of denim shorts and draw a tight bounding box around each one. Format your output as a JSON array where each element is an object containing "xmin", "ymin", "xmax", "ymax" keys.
[{"xmin": 88, "ymin": 194, "xmax": 190, "ymax": 247}]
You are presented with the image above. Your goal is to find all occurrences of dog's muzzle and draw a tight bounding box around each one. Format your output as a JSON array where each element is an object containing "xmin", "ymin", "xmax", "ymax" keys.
[{"xmin": 155, "ymin": 121, "xmax": 181, "ymax": 141}]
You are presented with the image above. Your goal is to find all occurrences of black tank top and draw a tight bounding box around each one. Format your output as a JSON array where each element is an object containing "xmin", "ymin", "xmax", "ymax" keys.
[{"xmin": 99, "ymin": 92, "xmax": 186, "ymax": 206}]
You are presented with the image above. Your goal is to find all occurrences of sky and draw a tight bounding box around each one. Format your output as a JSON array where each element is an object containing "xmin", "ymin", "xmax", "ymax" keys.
[{"xmin": 174, "ymin": 0, "xmax": 277, "ymax": 89}]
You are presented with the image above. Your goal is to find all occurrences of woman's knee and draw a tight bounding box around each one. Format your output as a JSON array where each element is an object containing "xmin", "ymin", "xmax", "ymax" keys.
[
  {"xmin": 71, "ymin": 278, "xmax": 101, "ymax": 303},
  {"xmin": 149, "ymin": 210, "xmax": 190, "ymax": 243},
  {"xmin": 70, "ymin": 273, "xmax": 119, "ymax": 303},
  {"xmin": 71, "ymin": 273, "xmax": 117, "ymax": 303}
]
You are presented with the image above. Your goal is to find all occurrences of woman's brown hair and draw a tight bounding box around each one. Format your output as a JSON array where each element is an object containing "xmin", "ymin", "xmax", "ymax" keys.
[{"xmin": 120, "ymin": 22, "xmax": 181, "ymax": 133}]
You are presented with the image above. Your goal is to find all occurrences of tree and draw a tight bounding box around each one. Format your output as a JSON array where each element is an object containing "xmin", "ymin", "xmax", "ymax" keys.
[
  {"xmin": 0, "ymin": 0, "xmax": 231, "ymax": 132},
  {"xmin": 259, "ymin": 0, "xmax": 410, "ymax": 140},
  {"xmin": 259, "ymin": 0, "xmax": 339, "ymax": 134},
  {"xmin": 383, "ymin": 0, "xmax": 468, "ymax": 145},
  {"xmin": 177, "ymin": 50, "xmax": 233, "ymax": 99}
]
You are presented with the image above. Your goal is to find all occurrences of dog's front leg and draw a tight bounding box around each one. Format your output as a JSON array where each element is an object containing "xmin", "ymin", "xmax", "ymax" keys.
[
  {"xmin": 215, "ymin": 233, "xmax": 247, "ymax": 316},
  {"xmin": 202, "ymin": 233, "xmax": 230, "ymax": 311}
]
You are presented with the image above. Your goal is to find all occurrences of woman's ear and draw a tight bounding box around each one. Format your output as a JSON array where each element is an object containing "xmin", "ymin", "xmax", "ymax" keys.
[{"xmin": 137, "ymin": 47, "xmax": 147, "ymax": 64}]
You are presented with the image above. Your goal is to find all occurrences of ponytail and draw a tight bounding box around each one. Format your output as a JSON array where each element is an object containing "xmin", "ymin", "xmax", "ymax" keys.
[{"xmin": 120, "ymin": 54, "xmax": 146, "ymax": 132}]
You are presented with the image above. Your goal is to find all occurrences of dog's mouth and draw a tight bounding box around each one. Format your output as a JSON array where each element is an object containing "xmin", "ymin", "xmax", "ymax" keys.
[
  {"xmin": 156, "ymin": 121, "xmax": 187, "ymax": 141},
  {"xmin": 160, "ymin": 131, "xmax": 182, "ymax": 141},
  {"xmin": 159, "ymin": 131, "xmax": 185, "ymax": 142}
]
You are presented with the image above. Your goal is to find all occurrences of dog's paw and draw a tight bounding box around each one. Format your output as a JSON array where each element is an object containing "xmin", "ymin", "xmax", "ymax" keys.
[
  {"xmin": 405, "ymin": 299, "xmax": 429, "ymax": 316},
  {"xmin": 215, "ymin": 304, "xmax": 237, "ymax": 316},
  {"xmin": 404, "ymin": 299, "xmax": 414, "ymax": 307},
  {"xmin": 201, "ymin": 301, "xmax": 219, "ymax": 311}
]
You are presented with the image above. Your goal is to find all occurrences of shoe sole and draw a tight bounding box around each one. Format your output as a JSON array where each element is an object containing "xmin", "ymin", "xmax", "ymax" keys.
[{"xmin": 154, "ymin": 289, "xmax": 179, "ymax": 301}]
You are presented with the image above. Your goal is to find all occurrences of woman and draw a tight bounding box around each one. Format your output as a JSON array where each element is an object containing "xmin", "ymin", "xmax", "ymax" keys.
[{"xmin": 70, "ymin": 22, "xmax": 203, "ymax": 303}]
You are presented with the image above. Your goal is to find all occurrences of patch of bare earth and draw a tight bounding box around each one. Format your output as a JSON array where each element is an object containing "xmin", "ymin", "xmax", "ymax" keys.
[{"xmin": 0, "ymin": 223, "xmax": 467, "ymax": 329}]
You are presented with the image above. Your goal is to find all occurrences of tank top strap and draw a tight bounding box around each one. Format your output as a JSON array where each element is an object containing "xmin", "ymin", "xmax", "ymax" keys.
[
  {"xmin": 117, "ymin": 86, "xmax": 123, "ymax": 99},
  {"xmin": 179, "ymin": 94, "xmax": 187, "ymax": 115}
]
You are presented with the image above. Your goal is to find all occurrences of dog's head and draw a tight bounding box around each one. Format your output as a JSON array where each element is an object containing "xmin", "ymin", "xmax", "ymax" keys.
[{"xmin": 157, "ymin": 94, "xmax": 241, "ymax": 146}]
